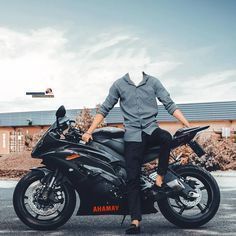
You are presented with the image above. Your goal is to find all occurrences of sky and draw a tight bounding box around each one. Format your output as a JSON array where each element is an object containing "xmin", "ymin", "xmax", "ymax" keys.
[{"xmin": 0, "ymin": 0, "xmax": 235, "ymax": 113}]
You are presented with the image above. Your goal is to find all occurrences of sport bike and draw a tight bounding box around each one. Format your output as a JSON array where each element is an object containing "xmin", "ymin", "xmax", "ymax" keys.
[{"xmin": 13, "ymin": 105, "xmax": 220, "ymax": 230}]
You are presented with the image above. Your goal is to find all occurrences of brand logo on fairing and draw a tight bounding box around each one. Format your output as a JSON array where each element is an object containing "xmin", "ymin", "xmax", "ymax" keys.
[{"xmin": 92, "ymin": 205, "xmax": 119, "ymax": 212}]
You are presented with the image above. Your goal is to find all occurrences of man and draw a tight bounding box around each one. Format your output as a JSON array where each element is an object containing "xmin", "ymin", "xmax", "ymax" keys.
[{"xmin": 82, "ymin": 71, "xmax": 190, "ymax": 234}]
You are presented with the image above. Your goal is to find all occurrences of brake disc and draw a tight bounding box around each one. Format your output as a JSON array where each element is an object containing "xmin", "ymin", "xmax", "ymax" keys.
[
  {"xmin": 178, "ymin": 187, "xmax": 202, "ymax": 207},
  {"xmin": 27, "ymin": 183, "xmax": 63, "ymax": 216}
]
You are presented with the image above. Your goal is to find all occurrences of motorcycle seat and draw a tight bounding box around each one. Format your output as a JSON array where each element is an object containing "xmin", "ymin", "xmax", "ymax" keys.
[{"xmin": 92, "ymin": 127, "xmax": 168, "ymax": 164}]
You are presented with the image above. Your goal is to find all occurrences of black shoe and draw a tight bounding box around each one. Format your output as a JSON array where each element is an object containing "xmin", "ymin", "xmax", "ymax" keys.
[{"xmin": 125, "ymin": 224, "xmax": 141, "ymax": 234}]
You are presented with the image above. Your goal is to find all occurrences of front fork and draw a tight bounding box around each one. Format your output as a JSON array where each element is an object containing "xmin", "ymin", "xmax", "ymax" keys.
[{"xmin": 41, "ymin": 169, "xmax": 59, "ymax": 201}]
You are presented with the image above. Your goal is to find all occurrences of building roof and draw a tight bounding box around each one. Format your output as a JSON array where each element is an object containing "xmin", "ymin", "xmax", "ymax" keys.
[{"xmin": 0, "ymin": 101, "xmax": 235, "ymax": 127}]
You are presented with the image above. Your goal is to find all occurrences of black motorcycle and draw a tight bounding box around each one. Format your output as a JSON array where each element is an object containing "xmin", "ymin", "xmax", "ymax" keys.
[{"xmin": 13, "ymin": 105, "xmax": 220, "ymax": 230}]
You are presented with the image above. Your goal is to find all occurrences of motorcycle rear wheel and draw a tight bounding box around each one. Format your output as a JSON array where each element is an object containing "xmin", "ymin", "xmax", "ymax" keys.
[{"xmin": 157, "ymin": 165, "xmax": 220, "ymax": 228}]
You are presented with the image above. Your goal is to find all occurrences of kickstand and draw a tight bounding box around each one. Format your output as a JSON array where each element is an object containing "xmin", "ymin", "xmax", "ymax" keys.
[{"xmin": 120, "ymin": 215, "xmax": 127, "ymax": 226}]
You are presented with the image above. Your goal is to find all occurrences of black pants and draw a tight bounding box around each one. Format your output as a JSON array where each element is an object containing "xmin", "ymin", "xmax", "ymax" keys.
[{"xmin": 124, "ymin": 127, "xmax": 172, "ymax": 221}]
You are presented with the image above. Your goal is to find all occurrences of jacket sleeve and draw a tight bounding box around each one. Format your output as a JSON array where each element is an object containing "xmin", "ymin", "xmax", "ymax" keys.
[
  {"xmin": 153, "ymin": 77, "xmax": 178, "ymax": 115},
  {"xmin": 96, "ymin": 81, "xmax": 120, "ymax": 118}
]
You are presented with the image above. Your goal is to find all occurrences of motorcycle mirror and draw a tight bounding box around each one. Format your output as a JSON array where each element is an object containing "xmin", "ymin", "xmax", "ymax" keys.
[{"xmin": 56, "ymin": 105, "xmax": 66, "ymax": 118}]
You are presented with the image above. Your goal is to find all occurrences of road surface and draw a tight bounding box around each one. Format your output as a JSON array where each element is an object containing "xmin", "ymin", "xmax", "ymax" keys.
[{"xmin": 0, "ymin": 174, "xmax": 236, "ymax": 235}]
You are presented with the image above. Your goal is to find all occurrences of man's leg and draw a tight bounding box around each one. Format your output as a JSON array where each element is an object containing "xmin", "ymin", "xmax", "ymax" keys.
[
  {"xmin": 147, "ymin": 127, "xmax": 172, "ymax": 186},
  {"xmin": 124, "ymin": 132, "xmax": 148, "ymax": 226}
]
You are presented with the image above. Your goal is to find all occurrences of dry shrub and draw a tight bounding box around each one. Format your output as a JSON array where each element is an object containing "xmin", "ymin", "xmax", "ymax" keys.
[
  {"xmin": 0, "ymin": 169, "xmax": 29, "ymax": 178},
  {"xmin": 25, "ymin": 133, "xmax": 33, "ymax": 150},
  {"xmin": 172, "ymin": 134, "xmax": 236, "ymax": 171},
  {"xmin": 75, "ymin": 104, "xmax": 106, "ymax": 132},
  {"xmin": 32, "ymin": 131, "xmax": 44, "ymax": 147},
  {"xmin": 24, "ymin": 131, "xmax": 45, "ymax": 151},
  {"xmin": 76, "ymin": 107, "xmax": 94, "ymax": 132}
]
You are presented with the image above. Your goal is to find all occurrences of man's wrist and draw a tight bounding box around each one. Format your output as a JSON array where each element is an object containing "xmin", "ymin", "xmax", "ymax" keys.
[{"xmin": 85, "ymin": 131, "xmax": 92, "ymax": 135}]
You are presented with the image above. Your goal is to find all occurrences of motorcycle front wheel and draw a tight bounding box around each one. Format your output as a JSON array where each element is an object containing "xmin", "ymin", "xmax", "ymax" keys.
[
  {"xmin": 158, "ymin": 165, "xmax": 220, "ymax": 228},
  {"xmin": 13, "ymin": 170, "xmax": 76, "ymax": 230}
]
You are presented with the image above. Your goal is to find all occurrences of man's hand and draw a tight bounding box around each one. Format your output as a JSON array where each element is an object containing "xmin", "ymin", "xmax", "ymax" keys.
[
  {"xmin": 81, "ymin": 114, "xmax": 105, "ymax": 143},
  {"xmin": 82, "ymin": 132, "xmax": 93, "ymax": 143},
  {"xmin": 173, "ymin": 109, "xmax": 191, "ymax": 128}
]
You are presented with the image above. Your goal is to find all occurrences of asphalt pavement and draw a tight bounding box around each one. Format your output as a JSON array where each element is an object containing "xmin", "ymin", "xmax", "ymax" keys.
[{"xmin": 0, "ymin": 172, "xmax": 236, "ymax": 235}]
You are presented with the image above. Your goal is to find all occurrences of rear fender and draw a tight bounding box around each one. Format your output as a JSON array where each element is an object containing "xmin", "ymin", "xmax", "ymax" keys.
[
  {"xmin": 171, "ymin": 125, "xmax": 210, "ymax": 149},
  {"xmin": 188, "ymin": 140, "xmax": 206, "ymax": 157}
]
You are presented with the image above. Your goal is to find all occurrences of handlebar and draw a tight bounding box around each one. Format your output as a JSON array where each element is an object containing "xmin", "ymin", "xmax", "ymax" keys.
[{"xmin": 62, "ymin": 122, "xmax": 94, "ymax": 144}]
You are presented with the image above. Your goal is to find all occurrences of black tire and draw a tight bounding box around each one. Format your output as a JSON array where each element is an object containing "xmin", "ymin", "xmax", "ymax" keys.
[
  {"xmin": 158, "ymin": 165, "xmax": 220, "ymax": 228},
  {"xmin": 13, "ymin": 170, "xmax": 76, "ymax": 230}
]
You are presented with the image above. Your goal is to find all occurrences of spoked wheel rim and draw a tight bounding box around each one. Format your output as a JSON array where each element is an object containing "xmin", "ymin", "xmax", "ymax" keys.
[
  {"xmin": 167, "ymin": 171, "xmax": 213, "ymax": 220},
  {"xmin": 20, "ymin": 175, "xmax": 70, "ymax": 223}
]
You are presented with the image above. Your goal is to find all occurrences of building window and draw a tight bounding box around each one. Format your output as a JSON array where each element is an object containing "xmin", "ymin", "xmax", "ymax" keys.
[{"xmin": 2, "ymin": 133, "xmax": 6, "ymax": 149}]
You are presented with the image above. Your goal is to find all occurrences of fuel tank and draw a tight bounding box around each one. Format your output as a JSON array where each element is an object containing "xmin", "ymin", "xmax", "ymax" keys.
[{"xmin": 92, "ymin": 127, "xmax": 125, "ymax": 155}]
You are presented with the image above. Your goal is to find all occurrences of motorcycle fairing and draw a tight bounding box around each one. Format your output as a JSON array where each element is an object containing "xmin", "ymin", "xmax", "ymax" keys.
[{"xmin": 76, "ymin": 170, "xmax": 157, "ymax": 216}]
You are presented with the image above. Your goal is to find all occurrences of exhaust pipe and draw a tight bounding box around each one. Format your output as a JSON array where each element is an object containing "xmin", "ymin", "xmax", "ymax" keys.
[
  {"xmin": 164, "ymin": 170, "xmax": 200, "ymax": 199},
  {"xmin": 166, "ymin": 179, "xmax": 185, "ymax": 191},
  {"xmin": 164, "ymin": 171, "xmax": 185, "ymax": 191}
]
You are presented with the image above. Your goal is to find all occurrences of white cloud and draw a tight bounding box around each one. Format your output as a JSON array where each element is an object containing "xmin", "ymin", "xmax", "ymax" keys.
[
  {"xmin": 147, "ymin": 61, "xmax": 183, "ymax": 77},
  {"xmin": 1, "ymin": 27, "xmax": 234, "ymax": 113},
  {"xmin": 173, "ymin": 70, "xmax": 236, "ymax": 103},
  {"xmin": 0, "ymin": 27, "xmax": 182, "ymax": 112}
]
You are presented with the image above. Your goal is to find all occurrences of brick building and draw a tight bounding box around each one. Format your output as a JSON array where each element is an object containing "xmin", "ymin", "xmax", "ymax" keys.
[{"xmin": 0, "ymin": 101, "xmax": 235, "ymax": 154}]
